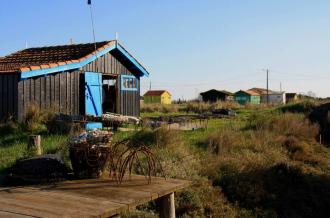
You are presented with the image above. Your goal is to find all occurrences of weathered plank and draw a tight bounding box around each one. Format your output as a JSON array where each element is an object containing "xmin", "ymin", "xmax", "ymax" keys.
[{"xmin": 0, "ymin": 175, "xmax": 190, "ymax": 218}]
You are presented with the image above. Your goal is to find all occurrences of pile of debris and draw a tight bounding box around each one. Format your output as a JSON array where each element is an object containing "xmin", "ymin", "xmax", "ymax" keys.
[
  {"xmin": 69, "ymin": 129, "xmax": 113, "ymax": 179},
  {"xmin": 102, "ymin": 112, "xmax": 141, "ymax": 125}
]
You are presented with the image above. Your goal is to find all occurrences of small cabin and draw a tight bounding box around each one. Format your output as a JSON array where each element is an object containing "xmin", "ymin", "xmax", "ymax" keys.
[
  {"xmin": 0, "ymin": 40, "xmax": 149, "ymax": 121},
  {"xmin": 234, "ymin": 90, "xmax": 260, "ymax": 105},
  {"xmin": 248, "ymin": 88, "xmax": 286, "ymax": 104},
  {"xmin": 200, "ymin": 89, "xmax": 234, "ymax": 102},
  {"xmin": 143, "ymin": 90, "xmax": 172, "ymax": 104},
  {"xmin": 286, "ymin": 93, "xmax": 299, "ymax": 103}
]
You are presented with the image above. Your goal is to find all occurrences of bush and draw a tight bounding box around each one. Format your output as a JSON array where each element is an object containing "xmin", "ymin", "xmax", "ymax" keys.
[
  {"xmin": 279, "ymin": 100, "xmax": 318, "ymax": 114},
  {"xmin": 216, "ymin": 163, "xmax": 330, "ymax": 218},
  {"xmin": 46, "ymin": 119, "xmax": 81, "ymax": 135},
  {"xmin": 140, "ymin": 103, "xmax": 180, "ymax": 114},
  {"xmin": 19, "ymin": 105, "xmax": 54, "ymax": 133},
  {"xmin": 247, "ymin": 112, "xmax": 319, "ymax": 141},
  {"xmin": 0, "ymin": 119, "xmax": 18, "ymax": 135}
]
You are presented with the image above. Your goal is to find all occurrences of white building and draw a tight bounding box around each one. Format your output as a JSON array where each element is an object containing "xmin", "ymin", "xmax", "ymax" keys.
[{"xmin": 248, "ymin": 88, "xmax": 286, "ymax": 104}]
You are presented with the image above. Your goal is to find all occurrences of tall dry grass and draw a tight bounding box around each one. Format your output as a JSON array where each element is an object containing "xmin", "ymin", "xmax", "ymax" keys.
[
  {"xmin": 198, "ymin": 112, "xmax": 329, "ymax": 217},
  {"xmin": 125, "ymin": 128, "xmax": 240, "ymax": 217}
]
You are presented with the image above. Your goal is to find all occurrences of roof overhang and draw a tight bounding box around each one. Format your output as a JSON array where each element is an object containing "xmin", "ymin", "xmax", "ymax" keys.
[{"xmin": 20, "ymin": 41, "xmax": 149, "ymax": 79}]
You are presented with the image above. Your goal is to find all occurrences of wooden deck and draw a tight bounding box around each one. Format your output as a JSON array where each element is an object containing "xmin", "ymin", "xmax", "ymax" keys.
[{"xmin": 0, "ymin": 175, "xmax": 190, "ymax": 218}]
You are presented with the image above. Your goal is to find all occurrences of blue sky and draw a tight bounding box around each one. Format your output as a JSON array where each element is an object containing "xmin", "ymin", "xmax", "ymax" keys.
[{"xmin": 1, "ymin": 0, "xmax": 329, "ymax": 99}]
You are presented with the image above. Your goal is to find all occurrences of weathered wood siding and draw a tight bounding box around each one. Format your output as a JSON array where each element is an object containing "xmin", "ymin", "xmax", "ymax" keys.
[
  {"xmin": 11, "ymin": 51, "xmax": 140, "ymax": 121},
  {"xmin": 0, "ymin": 74, "xmax": 18, "ymax": 119},
  {"xmin": 17, "ymin": 70, "xmax": 81, "ymax": 121},
  {"xmin": 82, "ymin": 52, "xmax": 140, "ymax": 117}
]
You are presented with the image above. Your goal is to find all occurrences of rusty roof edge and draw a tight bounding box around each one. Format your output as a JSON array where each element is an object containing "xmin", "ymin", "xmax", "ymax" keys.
[
  {"xmin": 19, "ymin": 40, "xmax": 150, "ymax": 79},
  {"xmin": 18, "ymin": 41, "xmax": 118, "ymax": 79},
  {"xmin": 18, "ymin": 41, "xmax": 116, "ymax": 73}
]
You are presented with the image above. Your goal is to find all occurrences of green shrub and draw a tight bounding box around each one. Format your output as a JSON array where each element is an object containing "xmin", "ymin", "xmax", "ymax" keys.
[
  {"xmin": 216, "ymin": 163, "xmax": 330, "ymax": 218},
  {"xmin": 19, "ymin": 105, "xmax": 53, "ymax": 133},
  {"xmin": 247, "ymin": 112, "xmax": 319, "ymax": 141},
  {"xmin": 279, "ymin": 100, "xmax": 318, "ymax": 114},
  {"xmin": 140, "ymin": 103, "xmax": 180, "ymax": 114},
  {"xmin": 0, "ymin": 120, "xmax": 18, "ymax": 135}
]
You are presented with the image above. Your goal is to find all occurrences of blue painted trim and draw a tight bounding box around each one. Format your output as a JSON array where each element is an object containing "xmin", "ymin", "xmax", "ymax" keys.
[
  {"xmin": 86, "ymin": 122, "xmax": 103, "ymax": 130},
  {"xmin": 21, "ymin": 44, "xmax": 116, "ymax": 79},
  {"xmin": 20, "ymin": 42, "xmax": 149, "ymax": 79},
  {"xmin": 116, "ymin": 43, "xmax": 149, "ymax": 77},
  {"xmin": 121, "ymin": 75, "xmax": 139, "ymax": 91},
  {"xmin": 85, "ymin": 72, "xmax": 103, "ymax": 117}
]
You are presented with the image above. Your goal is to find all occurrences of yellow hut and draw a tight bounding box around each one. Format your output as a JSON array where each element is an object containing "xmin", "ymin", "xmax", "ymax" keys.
[{"xmin": 143, "ymin": 90, "xmax": 172, "ymax": 104}]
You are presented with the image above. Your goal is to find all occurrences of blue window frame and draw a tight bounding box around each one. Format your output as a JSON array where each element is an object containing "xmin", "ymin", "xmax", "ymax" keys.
[{"xmin": 121, "ymin": 75, "xmax": 138, "ymax": 91}]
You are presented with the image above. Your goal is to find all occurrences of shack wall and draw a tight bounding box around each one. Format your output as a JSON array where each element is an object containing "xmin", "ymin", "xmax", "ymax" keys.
[
  {"xmin": 0, "ymin": 73, "xmax": 18, "ymax": 119},
  {"xmin": 17, "ymin": 70, "xmax": 81, "ymax": 121},
  {"xmin": 82, "ymin": 52, "xmax": 140, "ymax": 117}
]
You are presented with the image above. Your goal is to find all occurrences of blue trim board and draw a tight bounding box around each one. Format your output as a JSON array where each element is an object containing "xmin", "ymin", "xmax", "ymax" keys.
[
  {"xmin": 86, "ymin": 122, "xmax": 103, "ymax": 130},
  {"xmin": 116, "ymin": 43, "xmax": 149, "ymax": 77},
  {"xmin": 121, "ymin": 74, "xmax": 139, "ymax": 91},
  {"xmin": 20, "ymin": 42, "xmax": 149, "ymax": 79}
]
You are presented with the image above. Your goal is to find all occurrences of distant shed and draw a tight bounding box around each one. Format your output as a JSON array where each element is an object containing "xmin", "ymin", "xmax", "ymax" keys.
[
  {"xmin": 248, "ymin": 87, "xmax": 286, "ymax": 104},
  {"xmin": 200, "ymin": 89, "xmax": 234, "ymax": 102},
  {"xmin": 143, "ymin": 90, "xmax": 172, "ymax": 104},
  {"xmin": 0, "ymin": 40, "xmax": 149, "ymax": 121},
  {"xmin": 234, "ymin": 90, "xmax": 260, "ymax": 105},
  {"xmin": 286, "ymin": 93, "xmax": 299, "ymax": 103}
]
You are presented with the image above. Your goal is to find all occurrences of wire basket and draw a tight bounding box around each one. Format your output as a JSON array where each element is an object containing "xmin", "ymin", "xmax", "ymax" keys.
[{"xmin": 70, "ymin": 142, "xmax": 111, "ymax": 179}]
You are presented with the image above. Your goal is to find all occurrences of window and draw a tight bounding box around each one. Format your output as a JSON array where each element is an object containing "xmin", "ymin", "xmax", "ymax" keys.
[{"xmin": 121, "ymin": 75, "xmax": 138, "ymax": 91}]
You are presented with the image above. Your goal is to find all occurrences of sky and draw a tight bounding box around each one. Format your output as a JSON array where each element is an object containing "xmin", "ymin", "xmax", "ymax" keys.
[{"xmin": 1, "ymin": 0, "xmax": 330, "ymax": 99}]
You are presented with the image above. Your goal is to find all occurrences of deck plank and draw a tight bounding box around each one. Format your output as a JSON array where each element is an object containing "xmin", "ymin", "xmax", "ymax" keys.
[
  {"xmin": 0, "ymin": 175, "xmax": 190, "ymax": 218},
  {"xmin": 0, "ymin": 210, "xmax": 35, "ymax": 218}
]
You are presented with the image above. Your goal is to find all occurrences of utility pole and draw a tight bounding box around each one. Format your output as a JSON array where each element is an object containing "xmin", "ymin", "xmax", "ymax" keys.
[{"xmin": 266, "ymin": 69, "xmax": 269, "ymax": 104}]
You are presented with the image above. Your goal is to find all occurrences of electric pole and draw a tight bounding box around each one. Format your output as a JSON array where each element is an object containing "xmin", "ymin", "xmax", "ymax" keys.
[{"xmin": 266, "ymin": 69, "xmax": 269, "ymax": 104}]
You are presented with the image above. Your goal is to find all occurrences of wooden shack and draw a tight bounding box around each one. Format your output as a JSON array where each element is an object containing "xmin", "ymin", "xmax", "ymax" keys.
[
  {"xmin": 234, "ymin": 90, "xmax": 260, "ymax": 105},
  {"xmin": 143, "ymin": 90, "xmax": 172, "ymax": 104},
  {"xmin": 0, "ymin": 40, "xmax": 149, "ymax": 121},
  {"xmin": 200, "ymin": 89, "xmax": 234, "ymax": 102},
  {"xmin": 248, "ymin": 88, "xmax": 286, "ymax": 104}
]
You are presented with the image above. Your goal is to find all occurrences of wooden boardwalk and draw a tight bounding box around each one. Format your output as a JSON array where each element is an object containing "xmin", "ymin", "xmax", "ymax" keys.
[{"xmin": 0, "ymin": 175, "xmax": 190, "ymax": 218}]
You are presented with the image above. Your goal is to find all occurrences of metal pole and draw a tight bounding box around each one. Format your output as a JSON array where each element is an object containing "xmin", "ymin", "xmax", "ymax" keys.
[{"xmin": 267, "ymin": 69, "xmax": 269, "ymax": 104}]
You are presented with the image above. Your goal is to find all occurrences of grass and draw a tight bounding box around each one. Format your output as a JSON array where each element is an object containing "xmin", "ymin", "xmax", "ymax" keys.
[
  {"xmin": 1, "ymin": 101, "xmax": 330, "ymax": 217},
  {"xmin": 0, "ymin": 133, "xmax": 69, "ymax": 173}
]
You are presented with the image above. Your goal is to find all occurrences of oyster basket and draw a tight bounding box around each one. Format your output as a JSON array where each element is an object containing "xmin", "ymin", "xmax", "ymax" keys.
[{"xmin": 69, "ymin": 131, "xmax": 113, "ymax": 179}]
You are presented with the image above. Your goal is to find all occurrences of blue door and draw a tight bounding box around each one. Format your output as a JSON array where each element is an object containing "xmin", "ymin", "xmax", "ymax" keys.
[{"xmin": 85, "ymin": 72, "xmax": 103, "ymax": 117}]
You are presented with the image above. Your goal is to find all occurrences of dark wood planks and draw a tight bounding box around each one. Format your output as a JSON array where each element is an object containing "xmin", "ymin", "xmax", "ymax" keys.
[
  {"xmin": 0, "ymin": 74, "xmax": 18, "ymax": 120},
  {"xmin": 82, "ymin": 52, "xmax": 140, "ymax": 117},
  {"xmin": 17, "ymin": 71, "xmax": 81, "ymax": 121}
]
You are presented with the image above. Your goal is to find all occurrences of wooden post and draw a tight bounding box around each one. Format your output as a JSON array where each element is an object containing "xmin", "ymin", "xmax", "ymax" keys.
[
  {"xmin": 159, "ymin": 192, "xmax": 175, "ymax": 218},
  {"xmin": 28, "ymin": 135, "xmax": 42, "ymax": 155}
]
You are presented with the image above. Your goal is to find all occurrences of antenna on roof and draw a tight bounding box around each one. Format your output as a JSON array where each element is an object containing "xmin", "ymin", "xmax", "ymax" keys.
[
  {"xmin": 25, "ymin": 41, "xmax": 28, "ymax": 49},
  {"xmin": 70, "ymin": 38, "xmax": 74, "ymax": 45},
  {"xmin": 87, "ymin": 0, "xmax": 97, "ymax": 58},
  {"xmin": 87, "ymin": 0, "xmax": 100, "ymax": 76},
  {"xmin": 115, "ymin": 32, "xmax": 119, "ymax": 41}
]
